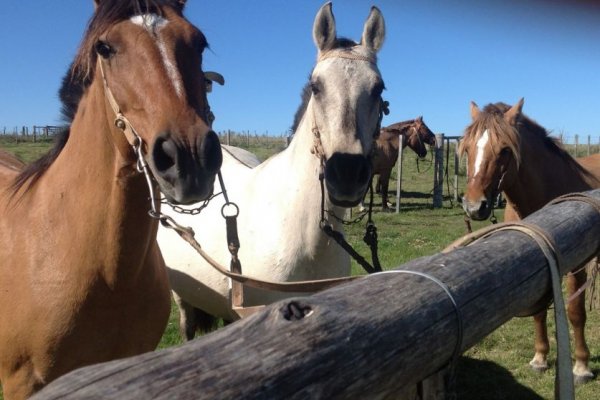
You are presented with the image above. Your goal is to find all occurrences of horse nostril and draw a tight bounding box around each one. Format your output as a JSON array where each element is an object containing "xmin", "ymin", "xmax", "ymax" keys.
[
  {"xmin": 357, "ymin": 159, "xmax": 371, "ymax": 184},
  {"xmin": 153, "ymin": 135, "xmax": 177, "ymax": 174},
  {"xmin": 198, "ymin": 130, "xmax": 222, "ymax": 174},
  {"xmin": 478, "ymin": 200, "xmax": 488, "ymax": 215}
]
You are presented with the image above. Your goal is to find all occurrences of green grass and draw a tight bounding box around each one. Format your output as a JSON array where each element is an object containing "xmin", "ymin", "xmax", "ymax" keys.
[{"xmin": 1, "ymin": 140, "xmax": 599, "ymax": 399}]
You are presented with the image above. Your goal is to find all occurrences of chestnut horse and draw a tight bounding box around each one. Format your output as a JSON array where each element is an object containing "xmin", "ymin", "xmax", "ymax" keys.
[
  {"xmin": 0, "ymin": 1, "xmax": 222, "ymax": 398},
  {"xmin": 460, "ymin": 98, "xmax": 600, "ymax": 384},
  {"xmin": 158, "ymin": 2, "xmax": 386, "ymax": 339},
  {"xmin": 370, "ymin": 117, "xmax": 436, "ymax": 211}
]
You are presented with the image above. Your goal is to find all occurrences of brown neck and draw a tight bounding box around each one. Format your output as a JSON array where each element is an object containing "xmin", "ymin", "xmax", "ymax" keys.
[
  {"xmin": 35, "ymin": 76, "xmax": 159, "ymax": 286},
  {"xmin": 503, "ymin": 137, "xmax": 592, "ymax": 218}
]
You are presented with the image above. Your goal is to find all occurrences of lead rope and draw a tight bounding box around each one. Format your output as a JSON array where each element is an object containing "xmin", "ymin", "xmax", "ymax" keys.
[{"xmin": 445, "ymin": 220, "xmax": 580, "ymax": 400}]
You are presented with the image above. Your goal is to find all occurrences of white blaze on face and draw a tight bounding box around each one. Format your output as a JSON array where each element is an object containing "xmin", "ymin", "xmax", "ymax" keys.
[
  {"xmin": 473, "ymin": 129, "xmax": 489, "ymax": 178},
  {"xmin": 130, "ymin": 14, "xmax": 184, "ymax": 98}
]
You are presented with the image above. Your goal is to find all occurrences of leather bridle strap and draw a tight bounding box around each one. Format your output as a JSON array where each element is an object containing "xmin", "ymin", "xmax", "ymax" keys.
[
  {"xmin": 159, "ymin": 214, "xmax": 361, "ymax": 292},
  {"xmin": 97, "ymin": 59, "xmax": 142, "ymax": 159}
]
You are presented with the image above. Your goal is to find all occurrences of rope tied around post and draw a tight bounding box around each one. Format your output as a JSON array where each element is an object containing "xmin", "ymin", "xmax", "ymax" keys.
[{"xmin": 444, "ymin": 218, "xmax": 583, "ymax": 400}]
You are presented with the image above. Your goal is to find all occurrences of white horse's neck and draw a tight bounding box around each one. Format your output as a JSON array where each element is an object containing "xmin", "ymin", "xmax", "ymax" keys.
[{"xmin": 239, "ymin": 100, "xmax": 348, "ymax": 273}]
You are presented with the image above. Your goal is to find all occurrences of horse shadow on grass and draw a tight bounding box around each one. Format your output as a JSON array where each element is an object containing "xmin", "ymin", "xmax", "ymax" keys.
[{"xmin": 455, "ymin": 357, "xmax": 544, "ymax": 400}]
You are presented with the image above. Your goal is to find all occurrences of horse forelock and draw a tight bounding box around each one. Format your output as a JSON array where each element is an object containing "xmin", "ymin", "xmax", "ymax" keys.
[
  {"xmin": 290, "ymin": 37, "xmax": 375, "ymax": 135},
  {"xmin": 460, "ymin": 103, "xmax": 522, "ymax": 169},
  {"xmin": 68, "ymin": 0, "xmax": 188, "ymax": 113},
  {"xmin": 13, "ymin": 0, "xmax": 189, "ymax": 198}
]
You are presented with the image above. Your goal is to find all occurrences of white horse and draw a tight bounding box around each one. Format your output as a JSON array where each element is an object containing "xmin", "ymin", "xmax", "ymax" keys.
[{"xmin": 158, "ymin": 2, "xmax": 386, "ymax": 339}]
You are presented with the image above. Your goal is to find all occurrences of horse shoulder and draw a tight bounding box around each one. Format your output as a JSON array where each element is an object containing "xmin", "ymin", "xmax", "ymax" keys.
[{"xmin": 576, "ymin": 153, "xmax": 600, "ymax": 188}]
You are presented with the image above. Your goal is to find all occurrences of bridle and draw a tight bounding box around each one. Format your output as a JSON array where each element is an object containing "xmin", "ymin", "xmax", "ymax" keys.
[
  {"xmin": 463, "ymin": 147, "xmax": 511, "ymax": 233},
  {"xmin": 98, "ymin": 57, "xmax": 222, "ymax": 219},
  {"xmin": 97, "ymin": 58, "xmax": 163, "ymax": 220},
  {"xmin": 310, "ymin": 49, "xmax": 389, "ymax": 275}
]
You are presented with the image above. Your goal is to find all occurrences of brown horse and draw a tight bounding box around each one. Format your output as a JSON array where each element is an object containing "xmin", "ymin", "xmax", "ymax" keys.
[
  {"xmin": 460, "ymin": 98, "xmax": 600, "ymax": 384},
  {"xmin": 0, "ymin": 1, "xmax": 222, "ymax": 398},
  {"xmin": 370, "ymin": 117, "xmax": 436, "ymax": 210}
]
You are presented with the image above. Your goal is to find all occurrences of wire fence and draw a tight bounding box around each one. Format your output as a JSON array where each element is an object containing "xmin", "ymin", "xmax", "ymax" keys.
[{"xmin": 2, "ymin": 125, "xmax": 599, "ymax": 158}]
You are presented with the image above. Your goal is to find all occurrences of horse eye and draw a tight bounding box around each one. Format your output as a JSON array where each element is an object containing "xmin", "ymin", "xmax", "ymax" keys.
[
  {"xmin": 310, "ymin": 81, "xmax": 321, "ymax": 96},
  {"xmin": 95, "ymin": 41, "xmax": 114, "ymax": 59},
  {"xmin": 372, "ymin": 82, "xmax": 384, "ymax": 97}
]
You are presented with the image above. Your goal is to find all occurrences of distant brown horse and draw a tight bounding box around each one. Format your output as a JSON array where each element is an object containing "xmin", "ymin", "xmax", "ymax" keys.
[
  {"xmin": 370, "ymin": 117, "xmax": 436, "ymax": 210},
  {"xmin": 460, "ymin": 98, "xmax": 600, "ymax": 384},
  {"xmin": 0, "ymin": 1, "xmax": 222, "ymax": 398}
]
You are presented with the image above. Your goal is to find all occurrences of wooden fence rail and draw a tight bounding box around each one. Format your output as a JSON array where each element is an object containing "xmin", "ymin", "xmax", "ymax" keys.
[{"xmin": 34, "ymin": 190, "xmax": 600, "ymax": 400}]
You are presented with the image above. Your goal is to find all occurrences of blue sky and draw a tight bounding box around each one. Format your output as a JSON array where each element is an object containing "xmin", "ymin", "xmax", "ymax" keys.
[{"xmin": 0, "ymin": 0, "xmax": 599, "ymax": 140}]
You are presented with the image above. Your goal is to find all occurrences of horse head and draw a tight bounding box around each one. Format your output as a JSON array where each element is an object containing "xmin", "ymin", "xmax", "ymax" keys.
[
  {"xmin": 310, "ymin": 2, "xmax": 386, "ymax": 207},
  {"xmin": 405, "ymin": 116, "xmax": 436, "ymax": 158},
  {"xmin": 459, "ymin": 98, "xmax": 523, "ymax": 220},
  {"xmin": 80, "ymin": 0, "xmax": 222, "ymax": 204}
]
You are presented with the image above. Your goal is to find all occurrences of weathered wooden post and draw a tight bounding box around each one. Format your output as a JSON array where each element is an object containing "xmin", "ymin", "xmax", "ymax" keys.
[
  {"xmin": 453, "ymin": 138, "xmax": 460, "ymax": 202},
  {"xmin": 433, "ymin": 133, "xmax": 444, "ymax": 208},
  {"xmin": 227, "ymin": 129, "xmax": 231, "ymax": 145},
  {"xmin": 32, "ymin": 190, "xmax": 600, "ymax": 400},
  {"xmin": 395, "ymin": 133, "xmax": 404, "ymax": 213},
  {"xmin": 574, "ymin": 134, "xmax": 579, "ymax": 157},
  {"xmin": 587, "ymin": 135, "xmax": 591, "ymax": 156}
]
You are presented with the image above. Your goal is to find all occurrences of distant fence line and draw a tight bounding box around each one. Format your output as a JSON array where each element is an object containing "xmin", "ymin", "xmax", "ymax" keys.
[
  {"xmin": 1, "ymin": 125, "xmax": 63, "ymax": 143},
  {"xmin": 216, "ymin": 130, "xmax": 291, "ymax": 148},
  {"xmin": 3, "ymin": 126, "xmax": 599, "ymax": 153}
]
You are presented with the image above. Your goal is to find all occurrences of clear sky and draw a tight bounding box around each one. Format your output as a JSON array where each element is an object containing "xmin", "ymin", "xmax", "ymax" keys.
[{"xmin": 0, "ymin": 0, "xmax": 599, "ymax": 140}]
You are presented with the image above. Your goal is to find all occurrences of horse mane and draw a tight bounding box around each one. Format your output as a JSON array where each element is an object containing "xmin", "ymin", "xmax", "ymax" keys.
[
  {"xmin": 289, "ymin": 37, "xmax": 359, "ymax": 134},
  {"xmin": 382, "ymin": 119, "xmax": 417, "ymax": 133},
  {"xmin": 10, "ymin": 0, "xmax": 185, "ymax": 197},
  {"xmin": 459, "ymin": 102, "xmax": 587, "ymax": 175}
]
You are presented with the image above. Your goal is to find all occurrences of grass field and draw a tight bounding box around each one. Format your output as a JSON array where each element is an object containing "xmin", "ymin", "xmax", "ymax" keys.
[{"xmin": 1, "ymin": 138, "xmax": 599, "ymax": 399}]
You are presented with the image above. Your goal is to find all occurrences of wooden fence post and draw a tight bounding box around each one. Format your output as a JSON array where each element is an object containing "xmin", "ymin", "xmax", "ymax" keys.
[
  {"xmin": 587, "ymin": 135, "xmax": 591, "ymax": 156},
  {"xmin": 433, "ymin": 133, "xmax": 444, "ymax": 208},
  {"xmin": 453, "ymin": 138, "xmax": 460, "ymax": 202},
  {"xmin": 575, "ymin": 134, "xmax": 579, "ymax": 157},
  {"xmin": 395, "ymin": 134, "xmax": 404, "ymax": 213}
]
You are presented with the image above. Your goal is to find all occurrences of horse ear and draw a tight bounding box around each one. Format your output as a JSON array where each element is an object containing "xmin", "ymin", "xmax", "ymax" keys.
[
  {"xmin": 504, "ymin": 98, "xmax": 524, "ymax": 125},
  {"xmin": 470, "ymin": 101, "xmax": 480, "ymax": 121},
  {"xmin": 93, "ymin": 0, "xmax": 100, "ymax": 10},
  {"xmin": 416, "ymin": 116, "xmax": 423, "ymax": 122},
  {"xmin": 176, "ymin": 0, "xmax": 187, "ymax": 11},
  {"xmin": 313, "ymin": 2, "xmax": 337, "ymax": 52},
  {"xmin": 361, "ymin": 6, "xmax": 385, "ymax": 52}
]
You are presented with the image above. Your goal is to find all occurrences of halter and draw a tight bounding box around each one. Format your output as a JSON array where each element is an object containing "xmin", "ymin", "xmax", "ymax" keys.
[
  {"xmin": 97, "ymin": 59, "xmax": 145, "ymax": 160},
  {"xmin": 97, "ymin": 58, "xmax": 164, "ymax": 221},
  {"xmin": 310, "ymin": 50, "xmax": 389, "ymax": 275}
]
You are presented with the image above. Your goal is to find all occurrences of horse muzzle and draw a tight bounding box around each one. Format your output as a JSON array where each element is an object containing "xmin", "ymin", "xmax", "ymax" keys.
[
  {"xmin": 324, "ymin": 153, "xmax": 371, "ymax": 207},
  {"xmin": 151, "ymin": 130, "xmax": 223, "ymax": 204},
  {"xmin": 462, "ymin": 196, "xmax": 492, "ymax": 221}
]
